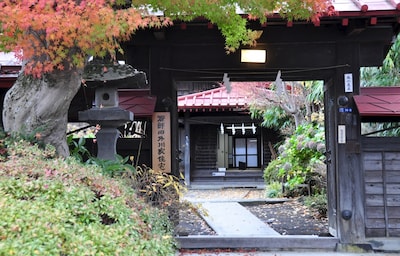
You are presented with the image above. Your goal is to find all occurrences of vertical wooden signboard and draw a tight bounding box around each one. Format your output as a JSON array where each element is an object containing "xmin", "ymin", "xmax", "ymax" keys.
[{"xmin": 152, "ymin": 112, "xmax": 171, "ymax": 173}]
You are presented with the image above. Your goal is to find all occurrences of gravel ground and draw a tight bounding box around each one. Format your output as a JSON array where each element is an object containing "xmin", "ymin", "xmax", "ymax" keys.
[
  {"xmin": 177, "ymin": 188, "xmax": 329, "ymax": 236},
  {"xmin": 244, "ymin": 199, "xmax": 329, "ymax": 236}
]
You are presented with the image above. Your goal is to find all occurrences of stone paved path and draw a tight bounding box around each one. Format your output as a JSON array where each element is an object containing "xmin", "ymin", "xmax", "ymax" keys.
[
  {"xmin": 183, "ymin": 188, "xmax": 281, "ymax": 236},
  {"xmin": 198, "ymin": 201, "xmax": 280, "ymax": 236}
]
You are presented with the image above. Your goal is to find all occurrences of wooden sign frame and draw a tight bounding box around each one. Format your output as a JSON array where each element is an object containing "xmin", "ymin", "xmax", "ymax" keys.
[{"xmin": 152, "ymin": 112, "xmax": 171, "ymax": 173}]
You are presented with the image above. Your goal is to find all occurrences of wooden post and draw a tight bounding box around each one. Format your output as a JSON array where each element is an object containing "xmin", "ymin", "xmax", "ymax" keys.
[
  {"xmin": 148, "ymin": 46, "xmax": 180, "ymax": 175},
  {"xmin": 324, "ymin": 78, "xmax": 338, "ymax": 237},
  {"xmin": 329, "ymin": 42, "xmax": 365, "ymax": 243},
  {"xmin": 184, "ymin": 112, "xmax": 191, "ymax": 185}
]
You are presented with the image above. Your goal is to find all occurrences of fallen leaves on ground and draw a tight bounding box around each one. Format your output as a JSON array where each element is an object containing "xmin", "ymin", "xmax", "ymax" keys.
[
  {"xmin": 244, "ymin": 198, "xmax": 329, "ymax": 236},
  {"xmin": 177, "ymin": 197, "xmax": 329, "ymax": 236}
]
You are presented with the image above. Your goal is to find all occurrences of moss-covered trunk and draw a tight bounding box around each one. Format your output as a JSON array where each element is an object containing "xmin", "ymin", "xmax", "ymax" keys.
[{"xmin": 2, "ymin": 67, "xmax": 83, "ymax": 157}]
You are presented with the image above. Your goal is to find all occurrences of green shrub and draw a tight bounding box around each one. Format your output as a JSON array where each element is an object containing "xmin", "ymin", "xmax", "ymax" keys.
[
  {"xmin": 86, "ymin": 154, "xmax": 135, "ymax": 177},
  {"xmin": 0, "ymin": 136, "xmax": 176, "ymax": 255},
  {"xmin": 265, "ymin": 181, "xmax": 283, "ymax": 198},
  {"xmin": 132, "ymin": 165, "xmax": 187, "ymax": 227},
  {"xmin": 67, "ymin": 135, "xmax": 135, "ymax": 177},
  {"xmin": 0, "ymin": 131, "xmax": 8, "ymax": 162},
  {"xmin": 304, "ymin": 192, "xmax": 328, "ymax": 218},
  {"xmin": 264, "ymin": 123, "xmax": 326, "ymax": 196},
  {"xmin": 263, "ymin": 158, "xmax": 282, "ymax": 183},
  {"xmin": 67, "ymin": 135, "xmax": 91, "ymax": 162}
]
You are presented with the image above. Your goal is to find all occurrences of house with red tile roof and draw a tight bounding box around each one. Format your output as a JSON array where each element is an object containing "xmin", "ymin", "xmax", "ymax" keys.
[{"xmin": 177, "ymin": 83, "xmax": 280, "ymax": 187}]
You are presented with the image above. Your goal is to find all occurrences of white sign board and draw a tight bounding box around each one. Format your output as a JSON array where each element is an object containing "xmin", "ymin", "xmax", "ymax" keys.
[
  {"xmin": 344, "ymin": 73, "xmax": 353, "ymax": 93},
  {"xmin": 338, "ymin": 125, "xmax": 346, "ymax": 144}
]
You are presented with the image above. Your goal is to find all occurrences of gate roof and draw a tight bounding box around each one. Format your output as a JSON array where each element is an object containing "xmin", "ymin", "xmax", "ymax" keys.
[
  {"xmin": 177, "ymin": 85, "xmax": 248, "ymax": 112},
  {"xmin": 332, "ymin": 0, "xmax": 400, "ymax": 11},
  {"xmin": 354, "ymin": 87, "xmax": 400, "ymax": 121}
]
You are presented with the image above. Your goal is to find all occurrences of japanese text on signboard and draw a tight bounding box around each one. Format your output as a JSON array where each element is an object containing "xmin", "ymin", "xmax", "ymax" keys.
[{"xmin": 152, "ymin": 112, "xmax": 171, "ymax": 172}]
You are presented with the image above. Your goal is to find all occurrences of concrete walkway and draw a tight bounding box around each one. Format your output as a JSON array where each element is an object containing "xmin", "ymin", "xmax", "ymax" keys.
[
  {"xmin": 179, "ymin": 190, "xmax": 338, "ymax": 251},
  {"xmin": 198, "ymin": 202, "xmax": 280, "ymax": 237},
  {"xmin": 177, "ymin": 189, "xmax": 398, "ymax": 253}
]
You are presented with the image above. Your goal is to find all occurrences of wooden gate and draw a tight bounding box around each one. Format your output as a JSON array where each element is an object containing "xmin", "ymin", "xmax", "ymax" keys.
[{"xmin": 362, "ymin": 137, "xmax": 400, "ymax": 237}]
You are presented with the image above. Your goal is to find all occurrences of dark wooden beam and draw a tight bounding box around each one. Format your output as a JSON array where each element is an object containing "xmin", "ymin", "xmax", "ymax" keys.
[{"xmin": 126, "ymin": 24, "xmax": 393, "ymax": 82}]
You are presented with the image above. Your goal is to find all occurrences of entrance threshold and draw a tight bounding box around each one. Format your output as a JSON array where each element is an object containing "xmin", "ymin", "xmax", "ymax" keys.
[
  {"xmin": 176, "ymin": 235, "xmax": 339, "ymax": 250},
  {"xmin": 188, "ymin": 182, "xmax": 265, "ymax": 190}
]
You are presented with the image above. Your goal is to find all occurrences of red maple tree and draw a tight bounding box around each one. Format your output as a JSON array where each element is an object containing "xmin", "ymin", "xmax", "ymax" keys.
[
  {"xmin": 0, "ymin": 0, "xmax": 331, "ymax": 156},
  {"xmin": 0, "ymin": 0, "xmax": 171, "ymax": 77}
]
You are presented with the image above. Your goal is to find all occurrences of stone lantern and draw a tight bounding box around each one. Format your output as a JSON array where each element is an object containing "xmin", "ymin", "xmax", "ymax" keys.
[{"xmin": 79, "ymin": 62, "xmax": 148, "ymax": 160}]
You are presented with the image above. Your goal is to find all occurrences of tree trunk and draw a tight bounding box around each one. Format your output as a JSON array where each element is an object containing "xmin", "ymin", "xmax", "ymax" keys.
[
  {"xmin": 2, "ymin": 67, "xmax": 83, "ymax": 157},
  {"xmin": 293, "ymin": 111, "xmax": 305, "ymax": 128}
]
